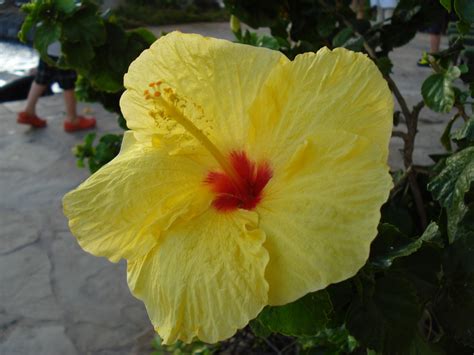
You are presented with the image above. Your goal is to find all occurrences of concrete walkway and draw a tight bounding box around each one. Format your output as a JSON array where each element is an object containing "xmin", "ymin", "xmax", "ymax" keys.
[
  {"xmin": 0, "ymin": 99, "xmax": 150, "ymax": 354},
  {"xmin": 0, "ymin": 23, "xmax": 457, "ymax": 354}
]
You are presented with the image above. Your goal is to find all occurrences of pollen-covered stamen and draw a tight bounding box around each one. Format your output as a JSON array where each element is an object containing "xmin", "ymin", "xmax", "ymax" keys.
[
  {"xmin": 205, "ymin": 151, "xmax": 272, "ymax": 212},
  {"xmin": 144, "ymin": 82, "xmax": 272, "ymax": 211},
  {"xmin": 144, "ymin": 81, "xmax": 239, "ymax": 184}
]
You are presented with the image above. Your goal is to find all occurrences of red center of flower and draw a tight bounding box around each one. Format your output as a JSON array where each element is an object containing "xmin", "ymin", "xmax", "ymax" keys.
[{"xmin": 205, "ymin": 151, "xmax": 272, "ymax": 212}]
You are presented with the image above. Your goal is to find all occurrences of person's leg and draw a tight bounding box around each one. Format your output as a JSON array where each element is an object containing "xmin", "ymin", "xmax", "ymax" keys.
[
  {"xmin": 17, "ymin": 58, "xmax": 51, "ymax": 127},
  {"xmin": 59, "ymin": 73, "xmax": 96, "ymax": 132},
  {"xmin": 24, "ymin": 81, "xmax": 47, "ymax": 116},
  {"xmin": 63, "ymin": 89, "xmax": 78, "ymax": 123},
  {"xmin": 430, "ymin": 33, "xmax": 441, "ymax": 53}
]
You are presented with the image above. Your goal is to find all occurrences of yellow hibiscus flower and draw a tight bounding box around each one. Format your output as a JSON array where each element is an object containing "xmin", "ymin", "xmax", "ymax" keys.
[{"xmin": 63, "ymin": 32, "xmax": 393, "ymax": 344}]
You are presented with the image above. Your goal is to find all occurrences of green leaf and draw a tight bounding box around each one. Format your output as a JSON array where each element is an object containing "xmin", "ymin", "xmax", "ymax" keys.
[
  {"xmin": 332, "ymin": 27, "xmax": 353, "ymax": 47},
  {"xmin": 257, "ymin": 35, "xmax": 280, "ymax": 50},
  {"xmin": 457, "ymin": 20, "xmax": 472, "ymax": 36},
  {"xmin": 381, "ymin": 202, "xmax": 416, "ymax": 236},
  {"xmin": 84, "ymin": 132, "xmax": 96, "ymax": 147},
  {"xmin": 75, "ymin": 133, "xmax": 121, "ymax": 174},
  {"xmin": 428, "ymin": 147, "xmax": 474, "ymax": 242},
  {"xmin": 117, "ymin": 114, "xmax": 128, "ymax": 130},
  {"xmin": 376, "ymin": 57, "xmax": 393, "ymax": 76},
  {"xmin": 454, "ymin": 0, "xmax": 474, "ymax": 23},
  {"xmin": 128, "ymin": 27, "xmax": 157, "ymax": 46},
  {"xmin": 392, "ymin": 246, "xmax": 443, "ymax": 304},
  {"xmin": 436, "ymin": 230, "xmax": 474, "ymax": 347},
  {"xmin": 249, "ymin": 318, "xmax": 272, "ymax": 338},
  {"xmin": 451, "ymin": 116, "xmax": 474, "ymax": 146},
  {"xmin": 421, "ymin": 68, "xmax": 460, "ymax": 113},
  {"xmin": 458, "ymin": 63, "xmax": 469, "ymax": 74},
  {"xmin": 453, "ymin": 86, "xmax": 469, "ymax": 106},
  {"xmin": 62, "ymin": 41, "xmax": 95, "ymax": 72},
  {"xmin": 344, "ymin": 36, "xmax": 364, "ymax": 52},
  {"xmin": 90, "ymin": 71, "xmax": 123, "ymax": 92},
  {"xmin": 34, "ymin": 22, "xmax": 61, "ymax": 58},
  {"xmin": 439, "ymin": 0, "xmax": 451, "ymax": 12},
  {"xmin": 317, "ymin": 13, "xmax": 336, "ymax": 38},
  {"xmin": 299, "ymin": 326, "xmax": 358, "ymax": 354},
  {"xmin": 62, "ymin": 6, "xmax": 105, "ymax": 46},
  {"xmin": 440, "ymin": 116, "xmax": 459, "ymax": 151},
  {"xmin": 346, "ymin": 275, "xmax": 422, "ymax": 354},
  {"xmin": 256, "ymin": 290, "xmax": 333, "ymax": 336},
  {"xmin": 408, "ymin": 331, "xmax": 445, "ymax": 355},
  {"xmin": 230, "ymin": 14, "xmax": 241, "ymax": 33},
  {"xmin": 439, "ymin": 275, "xmax": 474, "ymax": 348},
  {"xmin": 370, "ymin": 223, "xmax": 441, "ymax": 268},
  {"xmin": 18, "ymin": 11, "xmax": 36, "ymax": 42},
  {"xmin": 450, "ymin": 208, "xmax": 474, "ymax": 271},
  {"xmin": 446, "ymin": 66, "xmax": 462, "ymax": 80},
  {"xmin": 19, "ymin": 0, "xmax": 44, "ymax": 42},
  {"xmin": 53, "ymin": 0, "xmax": 76, "ymax": 14},
  {"xmin": 92, "ymin": 134, "xmax": 122, "ymax": 173}
]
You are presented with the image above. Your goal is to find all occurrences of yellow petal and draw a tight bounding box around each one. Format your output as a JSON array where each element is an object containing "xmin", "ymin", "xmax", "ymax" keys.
[
  {"xmin": 127, "ymin": 209, "xmax": 269, "ymax": 344},
  {"xmin": 121, "ymin": 31, "xmax": 288, "ymax": 149},
  {"xmin": 258, "ymin": 129, "xmax": 392, "ymax": 305},
  {"xmin": 248, "ymin": 47, "xmax": 393, "ymax": 165},
  {"xmin": 63, "ymin": 132, "xmax": 212, "ymax": 263}
]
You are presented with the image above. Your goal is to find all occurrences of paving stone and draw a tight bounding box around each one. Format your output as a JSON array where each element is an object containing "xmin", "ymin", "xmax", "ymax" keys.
[
  {"xmin": 66, "ymin": 322, "xmax": 144, "ymax": 354},
  {"xmin": 0, "ymin": 245, "xmax": 62, "ymax": 321},
  {"xmin": 0, "ymin": 139, "xmax": 62, "ymax": 174},
  {"xmin": 51, "ymin": 235, "xmax": 147, "ymax": 324},
  {"xmin": 50, "ymin": 235, "xmax": 149, "ymax": 352},
  {"xmin": 0, "ymin": 324, "xmax": 77, "ymax": 355},
  {"xmin": 1, "ymin": 100, "xmax": 24, "ymax": 113},
  {"xmin": 0, "ymin": 209, "xmax": 39, "ymax": 254}
]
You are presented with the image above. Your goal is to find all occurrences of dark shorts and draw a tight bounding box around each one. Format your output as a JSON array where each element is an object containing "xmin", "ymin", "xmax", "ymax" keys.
[{"xmin": 34, "ymin": 57, "xmax": 77, "ymax": 90}]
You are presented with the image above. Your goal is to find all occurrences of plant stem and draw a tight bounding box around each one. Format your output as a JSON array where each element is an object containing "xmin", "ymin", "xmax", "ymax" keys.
[
  {"xmin": 455, "ymin": 102, "xmax": 470, "ymax": 121},
  {"xmin": 392, "ymin": 130, "xmax": 408, "ymax": 139},
  {"xmin": 404, "ymin": 101, "xmax": 428, "ymax": 229},
  {"xmin": 384, "ymin": 83, "xmax": 428, "ymax": 230}
]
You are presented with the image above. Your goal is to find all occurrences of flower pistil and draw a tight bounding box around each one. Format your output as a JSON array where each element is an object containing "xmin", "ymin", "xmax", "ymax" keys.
[{"xmin": 145, "ymin": 82, "xmax": 272, "ymax": 212}]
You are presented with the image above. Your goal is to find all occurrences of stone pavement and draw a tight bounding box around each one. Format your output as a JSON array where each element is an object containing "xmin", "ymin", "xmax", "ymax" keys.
[
  {"xmin": 0, "ymin": 99, "xmax": 151, "ymax": 354},
  {"xmin": 0, "ymin": 23, "xmax": 458, "ymax": 355}
]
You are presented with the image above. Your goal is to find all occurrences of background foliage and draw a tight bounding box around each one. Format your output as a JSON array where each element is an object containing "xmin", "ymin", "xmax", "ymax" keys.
[
  {"xmin": 20, "ymin": 0, "xmax": 474, "ymax": 353},
  {"xmin": 114, "ymin": 0, "xmax": 228, "ymax": 28}
]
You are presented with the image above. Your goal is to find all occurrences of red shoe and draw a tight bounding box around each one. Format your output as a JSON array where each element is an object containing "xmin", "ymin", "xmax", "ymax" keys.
[
  {"xmin": 64, "ymin": 116, "xmax": 96, "ymax": 132},
  {"xmin": 17, "ymin": 112, "xmax": 47, "ymax": 128}
]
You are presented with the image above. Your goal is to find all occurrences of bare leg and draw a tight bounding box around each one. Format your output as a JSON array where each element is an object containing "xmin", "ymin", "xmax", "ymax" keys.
[
  {"xmin": 62, "ymin": 88, "xmax": 96, "ymax": 132},
  {"xmin": 24, "ymin": 81, "xmax": 47, "ymax": 116},
  {"xmin": 63, "ymin": 89, "xmax": 78, "ymax": 123},
  {"xmin": 430, "ymin": 34, "xmax": 441, "ymax": 53}
]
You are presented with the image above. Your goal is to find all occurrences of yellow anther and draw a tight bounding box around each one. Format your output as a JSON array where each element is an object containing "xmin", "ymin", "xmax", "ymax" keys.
[
  {"xmin": 148, "ymin": 82, "xmax": 155, "ymax": 87},
  {"xmin": 148, "ymin": 86, "xmax": 237, "ymax": 181}
]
